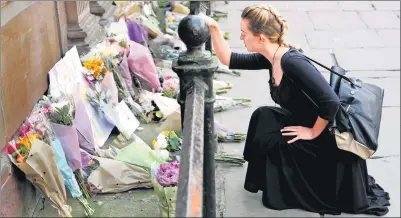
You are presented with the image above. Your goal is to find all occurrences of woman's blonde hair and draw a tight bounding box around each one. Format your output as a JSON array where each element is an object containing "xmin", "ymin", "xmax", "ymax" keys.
[{"xmin": 241, "ymin": 4, "xmax": 301, "ymax": 50}]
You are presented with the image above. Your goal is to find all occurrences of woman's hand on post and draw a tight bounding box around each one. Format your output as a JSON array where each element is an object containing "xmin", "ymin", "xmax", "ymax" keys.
[{"xmin": 200, "ymin": 13, "xmax": 219, "ymax": 29}]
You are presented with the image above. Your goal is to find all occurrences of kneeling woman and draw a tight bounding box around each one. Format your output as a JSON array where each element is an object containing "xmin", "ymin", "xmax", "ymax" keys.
[{"xmin": 202, "ymin": 4, "xmax": 390, "ymax": 216}]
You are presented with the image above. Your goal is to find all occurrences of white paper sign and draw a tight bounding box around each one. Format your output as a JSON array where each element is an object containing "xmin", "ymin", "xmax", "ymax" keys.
[{"xmin": 103, "ymin": 101, "xmax": 139, "ymax": 139}]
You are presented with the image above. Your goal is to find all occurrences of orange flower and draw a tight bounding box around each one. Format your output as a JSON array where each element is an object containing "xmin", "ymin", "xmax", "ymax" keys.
[
  {"xmin": 94, "ymin": 59, "xmax": 103, "ymax": 66},
  {"xmin": 94, "ymin": 68, "xmax": 101, "ymax": 79},
  {"xmin": 16, "ymin": 154, "xmax": 25, "ymax": 163},
  {"xmin": 102, "ymin": 66, "xmax": 108, "ymax": 73}
]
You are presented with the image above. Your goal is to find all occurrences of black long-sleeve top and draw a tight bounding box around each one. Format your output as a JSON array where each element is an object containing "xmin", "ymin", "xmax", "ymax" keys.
[{"xmin": 228, "ymin": 49, "xmax": 340, "ymax": 125}]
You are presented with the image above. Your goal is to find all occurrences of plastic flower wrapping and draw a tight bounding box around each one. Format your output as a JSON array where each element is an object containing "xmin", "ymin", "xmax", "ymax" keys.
[
  {"xmin": 6, "ymin": 118, "xmax": 72, "ymax": 217},
  {"xmin": 150, "ymin": 161, "xmax": 180, "ymax": 217}
]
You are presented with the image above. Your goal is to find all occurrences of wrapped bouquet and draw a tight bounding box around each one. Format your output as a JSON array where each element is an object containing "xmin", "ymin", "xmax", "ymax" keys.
[
  {"xmin": 6, "ymin": 121, "xmax": 72, "ymax": 217},
  {"xmin": 27, "ymin": 111, "xmax": 95, "ymax": 216},
  {"xmin": 151, "ymin": 131, "xmax": 181, "ymax": 152},
  {"xmin": 38, "ymin": 95, "xmax": 91, "ymax": 199},
  {"xmin": 151, "ymin": 161, "xmax": 180, "ymax": 218},
  {"xmin": 214, "ymin": 95, "xmax": 252, "ymax": 113}
]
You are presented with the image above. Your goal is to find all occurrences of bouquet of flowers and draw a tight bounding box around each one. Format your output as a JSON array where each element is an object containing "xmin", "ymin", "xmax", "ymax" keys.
[
  {"xmin": 137, "ymin": 90, "xmax": 180, "ymax": 122},
  {"xmin": 214, "ymin": 95, "xmax": 252, "ymax": 113},
  {"xmin": 213, "ymin": 80, "xmax": 233, "ymax": 95},
  {"xmin": 82, "ymin": 58, "xmax": 110, "ymax": 81},
  {"xmin": 214, "ymin": 120, "xmax": 247, "ymax": 143},
  {"xmin": 161, "ymin": 75, "xmax": 179, "ymax": 98},
  {"xmin": 79, "ymin": 150, "xmax": 153, "ymax": 194},
  {"xmin": 38, "ymin": 95, "xmax": 91, "ymax": 199},
  {"xmin": 150, "ymin": 161, "xmax": 180, "ymax": 218},
  {"xmin": 151, "ymin": 131, "xmax": 181, "ymax": 152},
  {"xmin": 27, "ymin": 111, "xmax": 95, "ymax": 216},
  {"xmin": 114, "ymin": 134, "xmax": 167, "ymax": 170},
  {"xmin": 6, "ymin": 120, "xmax": 72, "ymax": 217}
]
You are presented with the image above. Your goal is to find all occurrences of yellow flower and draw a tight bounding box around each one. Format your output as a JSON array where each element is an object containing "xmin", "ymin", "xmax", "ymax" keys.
[
  {"xmin": 161, "ymin": 131, "xmax": 170, "ymax": 136},
  {"xmin": 151, "ymin": 139, "xmax": 157, "ymax": 149},
  {"xmin": 17, "ymin": 135, "xmax": 31, "ymax": 149},
  {"xmin": 28, "ymin": 133, "xmax": 41, "ymax": 141}
]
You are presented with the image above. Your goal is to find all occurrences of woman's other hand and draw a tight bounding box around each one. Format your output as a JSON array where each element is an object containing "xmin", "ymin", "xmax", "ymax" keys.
[{"xmin": 281, "ymin": 126, "xmax": 316, "ymax": 144}]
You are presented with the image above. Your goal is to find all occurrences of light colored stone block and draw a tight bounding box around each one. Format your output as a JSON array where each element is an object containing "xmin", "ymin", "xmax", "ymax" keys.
[
  {"xmin": 372, "ymin": 1, "xmax": 401, "ymax": 11},
  {"xmin": 309, "ymin": 12, "xmax": 367, "ymax": 30},
  {"xmin": 359, "ymin": 11, "xmax": 400, "ymax": 29},
  {"xmin": 306, "ymin": 30, "xmax": 384, "ymax": 49},
  {"xmin": 377, "ymin": 29, "xmax": 401, "ymax": 47},
  {"xmin": 302, "ymin": 48, "xmax": 337, "ymax": 72},
  {"xmin": 335, "ymin": 48, "xmax": 400, "ymax": 71},
  {"xmin": 280, "ymin": 12, "xmax": 315, "ymax": 30},
  {"xmin": 339, "ymin": 1, "xmax": 375, "ymax": 11}
]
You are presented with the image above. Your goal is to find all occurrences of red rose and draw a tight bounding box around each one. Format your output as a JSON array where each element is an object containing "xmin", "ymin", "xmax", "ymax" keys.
[{"xmin": 6, "ymin": 145, "xmax": 16, "ymax": 155}]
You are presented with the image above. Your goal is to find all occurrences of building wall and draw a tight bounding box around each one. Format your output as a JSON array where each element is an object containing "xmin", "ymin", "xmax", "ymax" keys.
[
  {"xmin": 0, "ymin": 1, "xmax": 63, "ymax": 147},
  {"xmin": 0, "ymin": 1, "xmax": 65, "ymax": 216},
  {"xmin": 0, "ymin": 1, "xmax": 115, "ymax": 216}
]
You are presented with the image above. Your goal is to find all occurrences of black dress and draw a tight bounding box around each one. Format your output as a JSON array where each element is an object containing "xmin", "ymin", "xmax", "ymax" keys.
[{"xmin": 229, "ymin": 48, "xmax": 390, "ymax": 216}]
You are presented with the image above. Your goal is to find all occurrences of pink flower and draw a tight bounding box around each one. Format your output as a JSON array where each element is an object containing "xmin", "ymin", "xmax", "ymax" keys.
[
  {"xmin": 20, "ymin": 124, "xmax": 31, "ymax": 136},
  {"xmin": 156, "ymin": 161, "xmax": 180, "ymax": 186},
  {"xmin": 162, "ymin": 78, "xmax": 178, "ymax": 91},
  {"xmin": 42, "ymin": 104, "xmax": 52, "ymax": 114}
]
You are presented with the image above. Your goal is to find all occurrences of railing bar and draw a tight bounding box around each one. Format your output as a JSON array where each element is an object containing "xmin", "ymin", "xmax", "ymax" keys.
[{"xmin": 175, "ymin": 79, "xmax": 206, "ymax": 218}]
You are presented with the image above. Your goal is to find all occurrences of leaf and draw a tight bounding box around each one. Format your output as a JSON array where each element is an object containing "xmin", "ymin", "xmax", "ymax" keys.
[{"xmin": 167, "ymin": 138, "xmax": 181, "ymax": 152}]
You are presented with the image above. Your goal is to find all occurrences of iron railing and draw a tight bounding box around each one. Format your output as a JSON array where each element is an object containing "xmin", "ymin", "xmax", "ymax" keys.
[{"xmin": 173, "ymin": 1, "xmax": 218, "ymax": 217}]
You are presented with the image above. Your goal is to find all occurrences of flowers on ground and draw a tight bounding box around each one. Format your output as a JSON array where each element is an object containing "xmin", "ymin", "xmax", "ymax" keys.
[
  {"xmin": 156, "ymin": 161, "xmax": 180, "ymax": 187},
  {"xmin": 83, "ymin": 58, "xmax": 109, "ymax": 81},
  {"xmin": 151, "ymin": 131, "xmax": 181, "ymax": 152}
]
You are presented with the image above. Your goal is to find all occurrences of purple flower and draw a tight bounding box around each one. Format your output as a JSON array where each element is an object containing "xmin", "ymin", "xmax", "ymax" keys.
[{"xmin": 156, "ymin": 161, "xmax": 180, "ymax": 186}]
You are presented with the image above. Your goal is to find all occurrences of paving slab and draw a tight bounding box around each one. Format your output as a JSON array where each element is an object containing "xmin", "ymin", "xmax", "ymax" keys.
[
  {"xmin": 374, "ymin": 107, "xmax": 401, "ymax": 158},
  {"xmin": 306, "ymin": 30, "xmax": 384, "ymax": 49},
  {"xmin": 335, "ymin": 48, "xmax": 400, "ymax": 71},
  {"xmin": 377, "ymin": 29, "xmax": 401, "ymax": 47},
  {"xmin": 219, "ymin": 163, "xmax": 321, "ymax": 217},
  {"xmin": 280, "ymin": 12, "xmax": 315, "ymax": 30},
  {"xmin": 359, "ymin": 11, "xmax": 400, "ymax": 29},
  {"xmin": 371, "ymin": 1, "xmax": 401, "ymax": 11},
  {"xmin": 33, "ymin": 189, "xmax": 160, "ymax": 217},
  {"xmin": 270, "ymin": 1, "xmax": 342, "ymax": 12},
  {"xmin": 339, "ymin": 1, "xmax": 375, "ymax": 11},
  {"xmin": 301, "ymin": 48, "xmax": 338, "ymax": 72},
  {"xmin": 308, "ymin": 12, "xmax": 368, "ymax": 30}
]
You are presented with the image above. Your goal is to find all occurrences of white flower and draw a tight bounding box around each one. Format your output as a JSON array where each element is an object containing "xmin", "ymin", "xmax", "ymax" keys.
[{"xmin": 153, "ymin": 134, "xmax": 168, "ymax": 150}]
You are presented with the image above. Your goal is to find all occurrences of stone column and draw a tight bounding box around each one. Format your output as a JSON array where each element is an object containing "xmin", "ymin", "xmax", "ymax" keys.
[{"xmin": 65, "ymin": 1, "xmax": 91, "ymax": 55}]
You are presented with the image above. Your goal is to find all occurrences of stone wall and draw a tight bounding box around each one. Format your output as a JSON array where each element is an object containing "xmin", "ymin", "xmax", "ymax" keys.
[{"xmin": 0, "ymin": 1, "xmax": 116, "ymax": 216}]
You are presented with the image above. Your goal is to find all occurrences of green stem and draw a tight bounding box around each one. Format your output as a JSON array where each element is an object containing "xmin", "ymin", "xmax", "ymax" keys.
[
  {"xmin": 78, "ymin": 196, "xmax": 95, "ymax": 217},
  {"xmin": 74, "ymin": 170, "xmax": 91, "ymax": 199}
]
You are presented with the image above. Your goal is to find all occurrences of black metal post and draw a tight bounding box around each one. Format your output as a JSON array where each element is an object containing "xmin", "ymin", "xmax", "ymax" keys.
[
  {"xmin": 175, "ymin": 78, "xmax": 206, "ymax": 217},
  {"xmin": 205, "ymin": 1, "xmax": 212, "ymax": 52},
  {"xmin": 173, "ymin": 8, "xmax": 218, "ymax": 217}
]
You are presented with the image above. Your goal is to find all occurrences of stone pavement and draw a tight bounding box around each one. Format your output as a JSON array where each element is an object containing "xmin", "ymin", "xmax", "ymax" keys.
[
  {"xmin": 214, "ymin": 1, "xmax": 400, "ymax": 217},
  {"xmin": 34, "ymin": 1, "xmax": 400, "ymax": 217}
]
